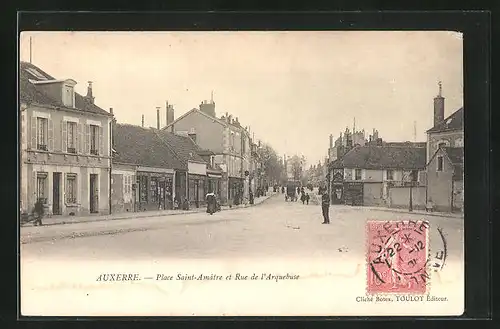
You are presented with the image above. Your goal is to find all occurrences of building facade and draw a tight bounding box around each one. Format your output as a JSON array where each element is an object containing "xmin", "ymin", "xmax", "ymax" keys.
[
  {"xmin": 20, "ymin": 62, "xmax": 112, "ymax": 216},
  {"xmin": 163, "ymin": 99, "xmax": 252, "ymax": 205}
]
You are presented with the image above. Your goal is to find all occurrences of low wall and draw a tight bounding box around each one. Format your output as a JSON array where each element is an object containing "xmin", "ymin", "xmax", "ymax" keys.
[{"xmin": 388, "ymin": 186, "xmax": 426, "ymax": 210}]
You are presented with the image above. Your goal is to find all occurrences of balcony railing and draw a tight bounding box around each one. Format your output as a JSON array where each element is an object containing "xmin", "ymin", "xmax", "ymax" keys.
[{"xmin": 37, "ymin": 144, "xmax": 47, "ymax": 151}]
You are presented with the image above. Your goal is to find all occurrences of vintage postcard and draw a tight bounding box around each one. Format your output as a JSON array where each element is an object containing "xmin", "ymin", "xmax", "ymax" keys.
[{"xmin": 19, "ymin": 31, "xmax": 464, "ymax": 316}]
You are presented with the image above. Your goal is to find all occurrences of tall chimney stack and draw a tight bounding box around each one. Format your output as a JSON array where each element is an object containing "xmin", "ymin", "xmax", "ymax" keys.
[
  {"xmin": 433, "ymin": 81, "xmax": 445, "ymax": 127},
  {"xmin": 329, "ymin": 134, "xmax": 333, "ymax": 148},
  {"xmin": 142, "ymin": 115, "xmax": 144, "ymax": 128},
  {"xmin": 156, "ymin": 107, "xmax": 160, "ymax": 130}
]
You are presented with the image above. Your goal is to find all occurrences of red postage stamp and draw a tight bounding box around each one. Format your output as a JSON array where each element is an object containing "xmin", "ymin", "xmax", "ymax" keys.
[{"xmin": 366, "ymin": 220, "xmax": 430, "ymax": 294}]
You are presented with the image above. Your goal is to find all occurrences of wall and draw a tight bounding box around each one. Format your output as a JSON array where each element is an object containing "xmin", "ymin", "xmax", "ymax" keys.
[
  {"xmin": 426, "ymin": 148, "xmax": 455, "ymax": 212},
  {"xmin": 426, "ymin": 130, "xmax": 464, "ymax": 163},
  {"xmin": 172, "ymin": 111, "xmax": 224, "ymax": 153},
  {"xmin": 364, "ymin": 169, "xmax": 383, "ymax": 182},
  {"xmin": 452, "ymin": 180, "xmax": 464, "ymax": 212},
  {"xmin": 188, "ymin": 161, "xmax": 207, "ymax": 176},
  {"xmin": 388, "ymin": 186, "xmax": 426, "ymax": 210},
  {"xmin": 363, "ymin": 182, "xmax": 384, "ymax": 206},
  {"xmin": 111, "ymin": 165, "xmax": 136, "ymax": 213}
]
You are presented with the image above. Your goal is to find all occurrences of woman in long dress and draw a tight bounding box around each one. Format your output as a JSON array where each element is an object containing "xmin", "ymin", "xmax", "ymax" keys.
[{"xmin": 206, "ymin": 192, "xmax": 216, "ymax": 215}]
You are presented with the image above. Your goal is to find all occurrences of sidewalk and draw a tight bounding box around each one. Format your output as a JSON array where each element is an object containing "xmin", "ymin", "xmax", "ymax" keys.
[
  {"xmin": 21, "ymin": 192, "xmax": 278, "ymax": 228},
  {"xmin": 337, "ymin": 204, "xmax": 464, "ymax": 219}
]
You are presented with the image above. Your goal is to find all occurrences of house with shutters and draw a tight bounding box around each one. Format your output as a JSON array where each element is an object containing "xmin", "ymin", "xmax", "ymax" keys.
[{"xmin": 19, "ymin": 62, "xmax": 113, "ymax": 216}]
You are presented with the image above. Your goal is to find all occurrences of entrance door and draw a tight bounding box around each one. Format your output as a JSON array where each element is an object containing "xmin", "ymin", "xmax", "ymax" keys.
[
  {"xmin": 52, "ymin": 173, "xmax": 61, "ymax": 215},
  {"xmin": 159, "ymin": 180, "xmax": 165, "ymax": 210},
  {"xmin": 90, "ymin": 174, "xmax": 99, "ymax": 213},
  {"xmin": 194, "ymin": 180, "xmax": 200, "ymax": 208}
]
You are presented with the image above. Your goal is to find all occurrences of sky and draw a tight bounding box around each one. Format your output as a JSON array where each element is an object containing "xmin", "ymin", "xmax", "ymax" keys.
[{"xmin": 19, "ymin": 31, "xmax": 463, "ymax": 166}]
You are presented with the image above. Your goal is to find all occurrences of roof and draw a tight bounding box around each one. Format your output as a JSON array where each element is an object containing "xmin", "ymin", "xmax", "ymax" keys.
[
  {"xmin": 155, "ymin": 130, "xmax": 207, "ymax": 165},
  {"xmin": 113, "ymin": 124, "xmax": 186, "ymax": 170},
  {"xmin": 384, "ymin": 142, "xmax": 426, "ymax": 148},
  {"xmin": 163, "ymin": 108, "xmax": 228, "ymax": 130},
  {"xmin": 329, "ymin": 146, "xmax": 427, "ymax": 170},
  {"xmin": 427, "ymin": 107, "xmax": 464, "ymax": 133},
  {"xmin": 443, "ymin": 147, "xmax": 464, "ymax": 166},
  {"xmin": 19, "ymin": 61, "xmax": 111, "ymax": 117}
]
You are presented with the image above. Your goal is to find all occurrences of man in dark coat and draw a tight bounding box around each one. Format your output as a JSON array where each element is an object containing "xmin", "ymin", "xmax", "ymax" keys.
[{"xmin": 321, "ymin": 191, "xmax": 330, "ymax": 224}]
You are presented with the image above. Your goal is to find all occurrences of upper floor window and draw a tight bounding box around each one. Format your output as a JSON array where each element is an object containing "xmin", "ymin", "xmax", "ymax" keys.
[
  {"xmin": 90, "ymin": 125, "xmax": 99, "ymax": 155},
  {"xmin": 386, "ymin": 169, "xmax": 394, "ymax": 181},
  {"xmin": 410, "ymin": 170, "xmax": 419, "ymax": 182},
  {"xmin": 62, "ymin": 84, "xmax": 75, "ymax": 107},
  {"xmin": 455, "ymin": 137, "xmax": 464, "ymax": 147},
  {"xmin": 436, "ymin": 140, "xmax": 450, "ymax": 149},
  {"xmin": 437, "ymin": 156, "xmax": 444, "ymax": 172},
  {"xmin": 67, "ymin": 121, "xmax": 77, "ymax": 153},
  {"xmin": 37, "ymin": 117, "xmax": 47, "ymax": 151},
  {"xmin": 354, "ymin": 169, "xmax": 362, "ymax": 180}
]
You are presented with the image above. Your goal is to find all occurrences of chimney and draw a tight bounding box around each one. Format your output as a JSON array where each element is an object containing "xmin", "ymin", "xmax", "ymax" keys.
[
  {"xmin": 329, "ymin": 134, "xmax": 333, "ymax": 148},
  {"xmin": 110, "ymin": 108, "xmax": 115, "ymax": 147},
  {"xmin": 188, "ymin": 128, "xmax": 197, "ymax": 144},
  {"xmin": 199, "ymin": 95, "xmax": 216, "ymax": 117},
  {"xmin": 142, "ymin": 114, "xmax": 144, "ymax": 128},
  {"xmin": 434, "ymin": 81, "xmax": 445, "ymax": 127},
  {"xmin": 156, "ymin": 107, "xmax": 160, "ymax": 130},
  {"xmin": 86, "ymin": 81, "xmax": 95, "ymax": 104},
  {"xmin": 165, "ymin": 102, "xmax": 175, "ymax": 127}
]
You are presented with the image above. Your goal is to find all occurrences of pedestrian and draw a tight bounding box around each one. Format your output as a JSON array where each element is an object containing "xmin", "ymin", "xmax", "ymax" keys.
[
  {"xmin": 306, "ymin": 193, "xmax": 310, "ymax": 205},
  {"xmin": 321, "ymin": 190, "xmax": 330, "ymax": 224},
  {"xmin": 33, "ymin": 197, "xmax": 45, "ymax": 226},
  {"xmin": 206, "ymin": 191, "xmax": 216, "ymax": 215},
  {"xmin": 301, "ymin": 192, "xmax": 306, "ymax": 204}
]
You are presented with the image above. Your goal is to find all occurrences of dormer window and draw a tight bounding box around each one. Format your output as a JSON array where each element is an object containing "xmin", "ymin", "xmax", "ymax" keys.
[{"xmin": 62, "ymin": 84, "xmax": 75, "ymax": 107}]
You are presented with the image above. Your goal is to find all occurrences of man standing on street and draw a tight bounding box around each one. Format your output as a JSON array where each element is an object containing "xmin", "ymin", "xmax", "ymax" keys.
[{"xmin": 321, "ymin": 190, "xmax": 330, "ymax": 224}]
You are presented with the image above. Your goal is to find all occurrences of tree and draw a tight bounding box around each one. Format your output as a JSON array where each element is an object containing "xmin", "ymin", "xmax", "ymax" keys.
[
  {"xmin": 289, "ymin": 155, "xmax": 304, "ymax": 181},
  {"xmin": 256, "ymin": 143, "xmax": 285, "ymax": 184}
]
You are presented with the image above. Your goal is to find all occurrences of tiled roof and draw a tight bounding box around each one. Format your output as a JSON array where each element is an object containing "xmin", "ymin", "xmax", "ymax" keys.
[
  {"xmin": 113, "ymin": 124, "xmax": 186, "ymax": 170},
  {"xmin": 427, "ymin": 107, "xmax": 464, "ymax": 133},
  {"xmin": 154, "ymin": 130, "xmax": 207, "ymax": 165},
  {"xmin": 19, "ymin": 62, "xmax": 111, "ymax": 117},
  {"xmin": 443, "ymin": 147, "xmax": 464, "ymax": 166},
  {"xmin": 330, "ymin": 146, "xmax": 427, "ymax": 170},
  {"xmin": 384, "ymin": 142, "xmax": 426, "ymax": 148}
]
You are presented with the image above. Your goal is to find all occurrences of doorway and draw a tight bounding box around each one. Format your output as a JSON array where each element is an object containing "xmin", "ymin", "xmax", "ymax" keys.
[
  {"xmin": 90, "ymin": 174, "xmax": 99, "ymax": 213},
  {"xmin": 52, "ymin": 172, "xmax": 61, "ymax": 215}
]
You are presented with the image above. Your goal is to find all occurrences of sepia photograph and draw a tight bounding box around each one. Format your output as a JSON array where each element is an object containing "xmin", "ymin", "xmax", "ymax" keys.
[{"xmin": 19, "ymin": 31, "xmax": 464, "ymax": 316}]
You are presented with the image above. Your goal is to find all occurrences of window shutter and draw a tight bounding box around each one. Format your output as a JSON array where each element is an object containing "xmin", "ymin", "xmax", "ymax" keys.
[
  {"xmin": 47, "ymin": 118, "xmax": 54, "ymax": 151},
  {"xmin": 61, "ymin": 120, "xmax": 67, "ymax": 153},
  {"xmin": 30, "ymin": 116, "xmax": 37, "ymax": 149},
  {"xmin": 76, "ymin": 123, "xmax": 81, "ymax": 153},
  {"xmin": 31, "ymin": 171, "xmax": 36, "ymax": 207},
  {"xmin": 361, "ymin": 169, "xmax": 366, "ymax": 180},
  {"xmin": 85, "ymin": 124, "xmax": 90, "ymax": 154},
  {"xmin": 99, "ymin": 126, "xmax": 104, "ymax": 156}
]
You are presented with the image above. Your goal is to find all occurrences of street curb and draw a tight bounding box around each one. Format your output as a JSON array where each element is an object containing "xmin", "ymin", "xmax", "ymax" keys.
[
  {"xmin": 21, "ymin": 194, "xmax": 279, "ymax": 228},
  {"xmin": 345, "ymin": 206, "xmax": 463, "ymax": 219}
]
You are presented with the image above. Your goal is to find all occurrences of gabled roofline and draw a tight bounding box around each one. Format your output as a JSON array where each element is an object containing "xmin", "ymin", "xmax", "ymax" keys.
[
  {"xmin": 426, "ymin": 147, "xmax": 453, "ymax": 167},
  {"xmin": 426, "ymin": 107, "xmax": 464, "ymax": 133},
  {"xmin": 30, "ymin": 78, "xmax": 77, "ymax": 85},
  {"xmin": 20, "ymin": 100, "xmax": 113, "ymax": 118},
  {"xmin": 163, "ymin": 108, "xmax": 228, "ymax": 130}
]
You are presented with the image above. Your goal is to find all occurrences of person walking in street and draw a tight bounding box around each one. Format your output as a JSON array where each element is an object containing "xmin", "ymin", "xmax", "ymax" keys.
[
  {"xmin": 301, "ymin": 192, "xmax": 306, "ymax": 204},
  {"xmin": 306, "ymin": 193, "xmax": 310, "ymax": 205},
  {"xmin": 206, "ymin": 191, "xmax": 216, "ymax": 215},
  {"xmin": 321, "ymin": 190, "xmax": 330, "ymax": 224}
]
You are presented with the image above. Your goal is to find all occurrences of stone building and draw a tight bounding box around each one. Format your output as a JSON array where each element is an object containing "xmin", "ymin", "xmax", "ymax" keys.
[{"xmin": 20, "ymin": 62, "xmax": 113, "ymax": 216}]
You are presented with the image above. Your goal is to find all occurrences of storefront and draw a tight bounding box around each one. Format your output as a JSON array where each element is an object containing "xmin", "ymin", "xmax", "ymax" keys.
[
  {"xmin": 228, "ymin": 176, "xmax": 244, "ymax": 205},
  {"xmin": 188, "ymin": 174, "xmax": 206, "ymax": 208},
  {"xmin": 135, "ymin": 169, "xmax": 174, "ymax": 211},
  {"xmin": 207, "ymin": 173, "xmax": 222, "ymax": 197}
]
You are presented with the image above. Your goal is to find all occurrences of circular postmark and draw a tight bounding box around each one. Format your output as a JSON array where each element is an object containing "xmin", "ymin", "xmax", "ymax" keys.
[{"xmin": 366, "ymin": 220, "xmax": 447, "ymax": 294}]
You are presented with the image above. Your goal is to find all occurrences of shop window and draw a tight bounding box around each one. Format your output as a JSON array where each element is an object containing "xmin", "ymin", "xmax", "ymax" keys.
[
  {"xmin": 66, "ymin": 174, "xmax": 77, "ymax": 204},
  {"xmin": 150, "ymin": 178, "xmax": 158, "ymax": 203},
  {"xmin": 139, "ymin": 176, "xmax": 148, "ymax": 202}
]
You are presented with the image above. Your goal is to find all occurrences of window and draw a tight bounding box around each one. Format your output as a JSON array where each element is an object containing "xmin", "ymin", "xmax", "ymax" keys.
[
  {"xmin": 355, "ymin": 169, "xmax": 362, "ymax": 180},
  {"xmin": 139, "ymin": 176, "xmax": 148, "ymax": 202},
  {"xmin": 90, "ymin": 125, "xmax": 99, "ymax": 155},
  {"xmin": 386, "ymin": 170, "xmax": 394, "ymax": 181},
  {"xmin": 62, "ymin": 85, "xmax": 75, "ymax": 107},
  {"xmin": 437, "ymin": 140, "xmax": 449, "ymax": 149},
  {"xmin": 455, "ymin": 137, "xmax": 464, "ymax": 147},
  {"xmin": 66, "ymin": 174, "xmax": 77, "ymax": 204},
  {"xmin": 67, "ymin": 121, "xmax": 77, "ymax": 153},
  {"xmin": 410, "ymin": 170, "xmax": 419, "ymax": 182},
  {"xmin": 124, "ymin": 175, "xmax": 131, "ymax": 195},
  {"xmin": 36, "ymin": 173, "xmax": 47, "ymax": 201},
  {"xmin": 37, "ymin": 117, "xmax": 47, "ymax": 150},
  {"xmin": 437, "ymin": 156, "xmax": 444, "ymax": 172},
  {"xmin": 150, "ymin": 178, "xmax": 158, "ymax": 203}
]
